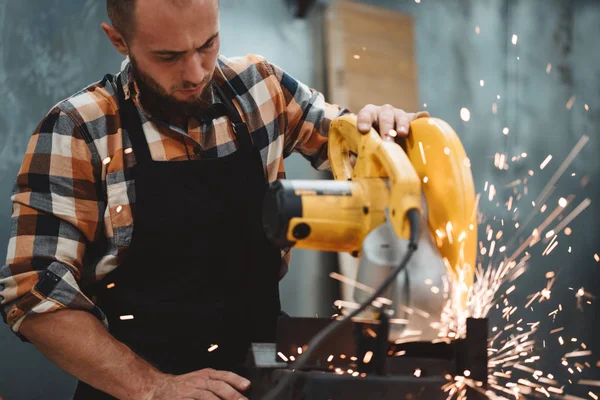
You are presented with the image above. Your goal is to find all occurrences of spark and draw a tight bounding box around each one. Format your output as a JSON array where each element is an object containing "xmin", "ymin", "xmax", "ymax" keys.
[
  {"xmin": 548, "ymin": 198, "xmax": 591, "ymax": 241},
  {"xmin": 353, "ymin": 54, "xmax": 360, "ymax": 60},
  {"xmin": 512, "ymin": 34, "xmax": 518, "ymax": 44},
  {"xmin": 595, "ymin": 254, "xmax": 599, "ymax": 262},
  {"xmin": 566, "ymin": 96, "xmax": 576, "ymax": 110},
  {"xmin": 579, "ymin": 380, "xmax": 600, "ymax": 387},
  {"xmin": 119, "ymin": 315, "xmax": 134, "ymax": 320},
  {"xmin": 207, "ymin": 344, "xmax": 219, "ymax": 352},
  {"xmin": 124, "ymin": 147, "xmax": 133, "ymax": 154},
  {"xmin": 503, "ymin": 127, "xmax": 509, "ymax": 135},
  {"xmin": 584, "ymin": 104, "xmax": 589, "ymax": 111},
  {"xmin": 475, "ymin": 26, "xmax": 480, "ymax": 34},
  {"xmin": 103, "ymin": 157, "xmax": 111, "ymax": 165},
  {"xmin": 414, "ymin": 368, "xmax": 422, "ymax": 377},
  {"xmin": 277, "ymin": 352, "xmax": 288, "ymax": 362},
  {"xmin": 480, "ymin": 80, "xmax": 485, "ymax": 87},
  {"xmin": 106, "ymin": 282, "xmax": 116, "ymax": 289},
  {"xmin": 546, "ymin": 63, "xmax": 552, "ymax": 73},
  {"xmin": 363, "ymin": 351, "xmax": 373, "ymax": 364},
  {"xmin": 418, "ymin": 141, "xmax": 427, "ymax": 165},
  {"xmin": 540, "ymin": 155, "xmax": 553, "ymax": 170},
  {"xmin": 329, "ymin": 272, "xmax": 374, "ymax": 294},
  {"xmin": 334, "ymin": 300, "xmax": 360, "ymax": 309},
  {"xmin": 460, "ymin": 107, "xmax": 471, "ymax": 122},
  {"xmin": 559, "ymin": 197, "xmax": 568, "ymax": 207},
  {"xmin": 542, "ymin": 237, "xmax": 559, "ymax": 256},
  {"xmin": 533, "ymin": 135, "xmax": 589, "ymax": 208},
  {"xmin": 489, "ymin": 184, "xmax": 496, "ymax": 201}
]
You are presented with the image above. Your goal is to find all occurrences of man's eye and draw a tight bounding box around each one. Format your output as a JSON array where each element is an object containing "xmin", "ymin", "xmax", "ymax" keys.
[
  {"xmin": 199, "ymin": 41, "xmax": 216, "ymax": 52},
  {"xmin": 160, "ymin": 55, "xmax": 180, "ymax": 62}
]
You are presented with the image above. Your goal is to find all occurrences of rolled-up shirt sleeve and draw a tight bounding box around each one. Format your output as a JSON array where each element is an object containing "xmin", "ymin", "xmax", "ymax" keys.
[
  {"xmin": 265, "ymin": 60, "xmax": 352, "ymax": 171},
  {"xmin": 0, "ymin": 108, "xmax": 107, "ymax": 340}
]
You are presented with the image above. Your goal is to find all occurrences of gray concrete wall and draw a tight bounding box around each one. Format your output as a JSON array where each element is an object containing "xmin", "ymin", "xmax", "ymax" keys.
[{"xmin": 1, "ymin": 0, "xmax": 598, "ymax": 398}]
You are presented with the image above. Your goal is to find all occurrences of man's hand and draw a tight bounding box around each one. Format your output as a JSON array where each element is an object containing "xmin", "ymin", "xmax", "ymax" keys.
[
  {"xmin": 147, "ymin": 368, "xmax": 251, "ymax": 400},
  {"xmin": 357, "ymin": 104, "xmax": 429, "ymax": 141}
]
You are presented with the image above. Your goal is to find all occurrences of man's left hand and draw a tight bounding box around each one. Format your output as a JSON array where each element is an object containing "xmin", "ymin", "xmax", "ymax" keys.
[{"xmin": 357, "ymin": 104, "xmax": 429, "ymax": 141}]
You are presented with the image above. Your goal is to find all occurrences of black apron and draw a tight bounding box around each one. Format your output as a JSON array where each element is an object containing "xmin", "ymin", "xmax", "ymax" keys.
[{"xmin": 73, "ymin": 77, "xmax": 282, "ymax": 399}]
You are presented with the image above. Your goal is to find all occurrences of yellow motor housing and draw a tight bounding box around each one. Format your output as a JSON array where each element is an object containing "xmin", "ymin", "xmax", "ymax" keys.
[{"xmin": 262, "ymin": 116, "xmax": 477, "ymax": 287}]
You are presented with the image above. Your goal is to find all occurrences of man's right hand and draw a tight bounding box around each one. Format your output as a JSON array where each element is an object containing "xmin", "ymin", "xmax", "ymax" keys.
[{"xmin": 147, "ymin": 368, "xmax": 251, "ymax": 400}]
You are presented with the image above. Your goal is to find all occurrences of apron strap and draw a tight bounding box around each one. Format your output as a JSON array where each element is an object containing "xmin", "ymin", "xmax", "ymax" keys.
[
  {"xmin": 116, "ymin": 77, "xmax": 153, "ymax": 164},
  {"xmin": 213, "ymin": 81, "xmax": 254, "ymax": 151},
  {"xmin": 117, "ymin": 74, "xmax": 255, "ymax": 159}
]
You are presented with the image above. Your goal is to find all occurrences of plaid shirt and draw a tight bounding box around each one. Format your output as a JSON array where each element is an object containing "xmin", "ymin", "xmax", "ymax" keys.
[{"xmin": 0, "ymin": 54, "xmax": 349, "ymax": 337}]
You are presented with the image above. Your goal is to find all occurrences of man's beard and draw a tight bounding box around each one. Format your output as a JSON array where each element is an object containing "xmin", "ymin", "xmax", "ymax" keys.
[{"xmin": 129, "ymin": 56, "xmax": 214, "ymax": 122}]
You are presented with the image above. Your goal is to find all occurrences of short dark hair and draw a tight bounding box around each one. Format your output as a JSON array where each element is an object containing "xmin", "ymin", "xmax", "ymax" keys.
[
  {"xmin": 107, "ymin": 0, "xmax": 137, "ymax": 41},
  {"xmin": 107, "ymin": 0, "xmax": 218, "ymax": 41}
]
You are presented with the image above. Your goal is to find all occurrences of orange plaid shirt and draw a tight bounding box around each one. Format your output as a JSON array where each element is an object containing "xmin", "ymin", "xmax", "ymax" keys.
[{"xmin": 0, "ymin": 54, "xmax": 349, "ymax": 338}]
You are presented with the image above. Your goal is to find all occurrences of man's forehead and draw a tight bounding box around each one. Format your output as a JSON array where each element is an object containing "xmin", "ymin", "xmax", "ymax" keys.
[{"xmin": 134, "ymin": 0, "xmax": 219, "ymax": 49}]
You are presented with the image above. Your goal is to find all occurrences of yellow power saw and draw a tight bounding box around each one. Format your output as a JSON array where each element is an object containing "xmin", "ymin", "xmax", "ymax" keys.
[{"xmin": 262, "ymin": 115, "xmax": 478, "ymax": 341}]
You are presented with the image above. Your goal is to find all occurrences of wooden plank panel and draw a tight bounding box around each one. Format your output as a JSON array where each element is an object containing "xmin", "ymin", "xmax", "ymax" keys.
[
  {"xmin": 325, "ymin": 1, "xmax": 420, "ymax": 301},
  {"xmin": 325, "ymin": 0, "xmax": 419, "ymax": 112}
]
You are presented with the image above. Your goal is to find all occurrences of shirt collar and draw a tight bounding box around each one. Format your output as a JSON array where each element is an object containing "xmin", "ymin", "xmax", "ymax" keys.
[{"xmin": 119, "ymin": 57, "xmax": 137, "ymax": 102}]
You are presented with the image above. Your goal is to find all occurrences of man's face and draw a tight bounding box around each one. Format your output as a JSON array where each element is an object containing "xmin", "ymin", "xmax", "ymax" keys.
[{"xmin": 126, "ymin": 0, "xmax": 220, "ymax": 117}]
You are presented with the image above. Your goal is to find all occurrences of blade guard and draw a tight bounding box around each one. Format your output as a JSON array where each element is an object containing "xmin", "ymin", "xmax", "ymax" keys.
[{"xmin": 328, "ymin": 116, "xmax": 477, "ymax": 289}]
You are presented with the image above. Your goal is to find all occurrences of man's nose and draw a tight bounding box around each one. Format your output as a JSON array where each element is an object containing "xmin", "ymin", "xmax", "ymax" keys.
[{"xmin": 182, "ymin": 52, "xmax": 205, "ymax": 86}]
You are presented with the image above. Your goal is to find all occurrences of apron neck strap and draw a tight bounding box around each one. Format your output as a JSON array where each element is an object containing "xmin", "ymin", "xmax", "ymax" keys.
[
  {"xmin": 116, "ymin": 77, "xmax": 153, "ymax": 164},
  {"xmin": 213, "ymin": 81, "xmax": 254, "ymax": 151}
]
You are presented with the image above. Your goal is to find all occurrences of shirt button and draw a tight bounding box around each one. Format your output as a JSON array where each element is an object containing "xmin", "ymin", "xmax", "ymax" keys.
[{"xmin": 193, "ymin": 146, "xmax": 202, "ymax": 155}]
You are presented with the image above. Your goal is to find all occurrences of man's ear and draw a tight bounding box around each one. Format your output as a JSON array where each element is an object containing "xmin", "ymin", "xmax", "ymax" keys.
[{"xmin": 101, "ymin": 23, "xmax": 129, "ymax": 55}]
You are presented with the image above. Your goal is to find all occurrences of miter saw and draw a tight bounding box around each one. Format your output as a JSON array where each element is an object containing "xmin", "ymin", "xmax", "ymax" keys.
[{"xmin": 248, "ymin": 116, "xmax": 486, "ymax": 399}]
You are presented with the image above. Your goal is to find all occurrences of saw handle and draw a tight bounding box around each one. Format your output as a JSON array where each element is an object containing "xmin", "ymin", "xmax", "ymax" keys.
[{"xmin": 328, "ymin": 116, "xmax": 422, "ymax": 240}]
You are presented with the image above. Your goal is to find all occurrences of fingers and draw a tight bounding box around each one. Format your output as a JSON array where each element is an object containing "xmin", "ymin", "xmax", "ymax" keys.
[
  {"xmin": 207, "ymin": 369, "xmax": 251, "ymax": 392},
  {"xmin": 356, "ymin": 105, "xmax": 430, "ymax": 138},
  {"xmin": 357, "ymin": 104, "xmax": 377, "ymax": 133},
  {"xmin": 201, "ymin": 379, "xmax": 246, "ymax": 400},
  {"xmin": 378, "ymin": 104, "xmax": 397, "ymax": 139}
]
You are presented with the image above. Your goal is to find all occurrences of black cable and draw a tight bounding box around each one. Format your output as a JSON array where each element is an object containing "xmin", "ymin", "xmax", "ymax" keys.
[{"xmin": 261, "ymin": 209, "xmax": 421, "ymax": 400}]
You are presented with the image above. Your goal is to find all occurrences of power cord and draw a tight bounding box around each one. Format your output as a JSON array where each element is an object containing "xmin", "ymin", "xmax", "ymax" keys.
[{"xmin": 261, "ymin": 209, "xmax": 421, "ymax": 400}]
